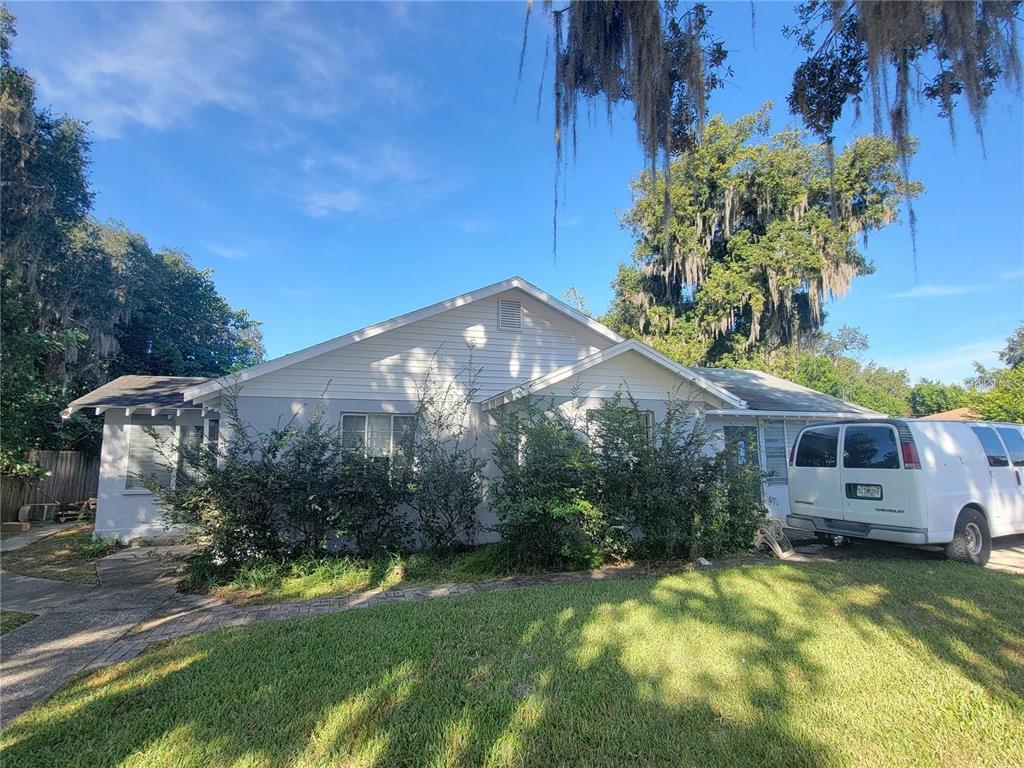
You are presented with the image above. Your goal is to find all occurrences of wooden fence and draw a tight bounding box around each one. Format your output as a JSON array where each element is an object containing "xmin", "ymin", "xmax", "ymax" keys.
[{"xmin": 1, "ymin": 450, "xmax": 100, "ymax": 522}]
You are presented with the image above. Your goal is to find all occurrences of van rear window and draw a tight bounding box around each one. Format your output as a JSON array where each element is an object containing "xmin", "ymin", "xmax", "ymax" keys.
[
  {"xmin": 795, "ymin": 427, "xmax": 839, "ymax": 468},
  {"xmin": 843, "ymin": 426, "xmax": 900, "ymax": 469},
  {"xmin": 995, "ymin": 427, "xmax": 1024, "ymax": 467},
  {"xmin": 970, "ymin": 426, "xmax": 1010, "ymax": 468}
]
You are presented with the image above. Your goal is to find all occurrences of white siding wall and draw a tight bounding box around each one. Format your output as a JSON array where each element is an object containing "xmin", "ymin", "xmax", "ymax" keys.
[
  {"xmin": 533, "ymin": 351, "xmax": 728, "ymax": 406},
  {"xmin": 236, "ymin": 290, "xmax": 613, "ymax": 402},
  {"xmin": 95, "ymin": 410, "xmax": 201, "ymax": 542}
]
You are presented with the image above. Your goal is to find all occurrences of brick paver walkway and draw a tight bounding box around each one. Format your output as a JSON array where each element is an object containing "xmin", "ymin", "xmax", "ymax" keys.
[{"xmin": 86, "ymin": 563, "xmax": 659, "ymax": 668}]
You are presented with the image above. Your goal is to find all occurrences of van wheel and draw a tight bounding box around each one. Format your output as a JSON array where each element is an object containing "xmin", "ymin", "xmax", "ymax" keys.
[{"xmin": 945, "ymin": 508, "xmax": 991, "ymax": 566}]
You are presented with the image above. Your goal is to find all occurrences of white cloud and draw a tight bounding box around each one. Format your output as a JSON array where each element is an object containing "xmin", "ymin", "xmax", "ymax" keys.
[
  {"xmin": 453, "ymin": 217, "xmax": 495, "ymax": 235},
  {"xmin": 303, "ymin": 189, "xmax": 366, "ymax": 217},
  {"xmin": 890, "ymin": 338, "xmax": 1004, "ymax": 383},
  {"xmin": 203, "ymin": 241, "xmax": 249, "ymax": 260},
  {"xmin": 26, "ymin": 3, "xmax": 424, "ymax": 138},
  {"xmin": 885, "ymin": 283, "xmax": 983, "ymax": 300},
  {"xmin": 1000, "ymin": 268, "xmax": 1024, "ymax": 281}
]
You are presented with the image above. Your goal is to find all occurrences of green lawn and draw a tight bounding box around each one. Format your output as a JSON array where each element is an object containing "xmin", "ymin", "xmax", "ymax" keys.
[
  {"xmin": 0, "ymin": 523, "xmax": 118, "ymax": 584},
  {"xmin": 2, "ymin": 559, "xmax": 1022, "ymax": 768},
  {"xmin": 198, "ymin": 546, "xmax": 549, "ymax": 605},
  {"xmin": 0, "ymin": 611, "xmax": 36, "ymax": 635}
]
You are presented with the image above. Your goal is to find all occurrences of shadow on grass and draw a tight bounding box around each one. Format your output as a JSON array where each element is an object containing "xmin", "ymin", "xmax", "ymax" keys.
[{"xmin": 2, "ymin": 559, "xmax": 1022, "ymax": 767}]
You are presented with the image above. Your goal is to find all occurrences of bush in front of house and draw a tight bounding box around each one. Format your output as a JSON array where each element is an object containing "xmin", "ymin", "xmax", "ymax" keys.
[
  {"xmin": 489, "ymin": 391, "xmax": 768, "ymax": 567},
  {"xmin": 489, "ymin": 400, "xmax": 625, "ymax": 569},
  {"xmin": 405, "ymin": 359, "xmax": 486, "ymax": 554}
]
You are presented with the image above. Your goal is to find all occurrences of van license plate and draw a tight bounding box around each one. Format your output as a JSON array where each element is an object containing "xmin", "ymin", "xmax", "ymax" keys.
[{"xmin": 855, "ymin": 484, "xmax": 882, "ymax": 499}]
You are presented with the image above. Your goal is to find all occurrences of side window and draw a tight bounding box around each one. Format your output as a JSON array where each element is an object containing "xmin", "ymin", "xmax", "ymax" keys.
[
  {"xmin": 125, "ymin": 416, "xmax": 176, "ymax": 490},
  {"xmin": 843, "ymin": 425, "xmax": 900, "ymax": 469},
  {"xmin": 971, "ymin": 426, "xmax": 1010, "ymax": 468},
  {"xmin": 725, "ymin": 425, "xmax": 759, "ymax": 469},
  {"xmin": 795, "ymin": 426, "xmax": 839, "ymax": 468},
  {"xmin": 995, "ymin": 427, "xmax": 1024, "ymax": 467}
]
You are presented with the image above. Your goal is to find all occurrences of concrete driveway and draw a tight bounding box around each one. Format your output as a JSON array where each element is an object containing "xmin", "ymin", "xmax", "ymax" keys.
[{"xmin": 791, "ymin": 532, "xmax": 1024, "ymax": 575}]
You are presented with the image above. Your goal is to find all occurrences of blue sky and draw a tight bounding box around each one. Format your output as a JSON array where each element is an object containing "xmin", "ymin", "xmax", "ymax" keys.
[{"xmin": 12, "ymin": 1, "xmax": 1023, "ymax": 383}]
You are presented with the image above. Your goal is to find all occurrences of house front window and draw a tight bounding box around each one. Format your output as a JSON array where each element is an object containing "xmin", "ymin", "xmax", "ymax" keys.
[
  {"xmin": 125, "ymin": 415, "xmax": 177, "ymax": 490},
  {"xmin": 126, "ymin": 415, "xmax": 205, "ymax": 491},
  {"xmin": 341, "ymin": 413, "xmax": 417, "ymax": 457}
]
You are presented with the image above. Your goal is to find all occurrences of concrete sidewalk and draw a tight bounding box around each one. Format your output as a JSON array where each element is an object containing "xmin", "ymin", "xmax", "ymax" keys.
[
  {"xmin": 0, "ymin": 523, "xmax": 74, "ymax": 553},
  {"xmin": 0, "ymin": 551, "xmax": 181, "ymax": 725}
]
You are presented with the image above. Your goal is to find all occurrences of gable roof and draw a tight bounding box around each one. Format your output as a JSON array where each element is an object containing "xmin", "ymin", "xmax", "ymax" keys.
[
  {"xmin": 693, "ymin": 367, "xmax": 878, "ymax": 414},
  {"xmin": 480, "ymin": 340, "xmax": 747, "ymax": 410},
  {"xmin": 183, "ymin": 276, "xmax": 624, "ymax": 401},
  {"xmin": 62, "ymin": 376, "xmax": 209, "ymax": 417}
]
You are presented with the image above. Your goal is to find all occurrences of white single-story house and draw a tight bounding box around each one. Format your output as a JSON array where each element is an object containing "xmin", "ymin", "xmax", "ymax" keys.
[{"xmin": 64, "ymin": 277, "xmax": 878, "ymax": 542}]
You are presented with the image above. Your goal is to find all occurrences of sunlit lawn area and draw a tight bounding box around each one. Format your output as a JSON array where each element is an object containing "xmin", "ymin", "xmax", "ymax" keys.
[
  {"xmin": 0, "ymin": 523, "xmax": 118, "ymax": 584},
  {"xmin": 199, "ymin": 546, "xmax": 540, "ymax": 606},
  {"xmin": 3, "ymin": 559, "xmax": 1022, "ymax": 768}
]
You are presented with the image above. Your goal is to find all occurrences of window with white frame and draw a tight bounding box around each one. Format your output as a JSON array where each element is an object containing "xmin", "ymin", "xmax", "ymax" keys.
[
  {"xmin": 341, "ymin": 413, "xmax": 417, "ymax": 457},
  {"xmin": 585, "ymin": 409, "xmax": 655, "ymax": 445},
  {"xmin": 125, "ymin": 415, "xmax": 177, "ymax": 490},
  {"xmin": 760, "ymin": 420, "xmax": 788, "ymax": 485}
]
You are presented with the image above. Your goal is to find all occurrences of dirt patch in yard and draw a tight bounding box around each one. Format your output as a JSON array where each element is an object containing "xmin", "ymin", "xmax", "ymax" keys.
[{"xmin": 0, "ymin": 523, "xmax": 120, "ymax": 584}]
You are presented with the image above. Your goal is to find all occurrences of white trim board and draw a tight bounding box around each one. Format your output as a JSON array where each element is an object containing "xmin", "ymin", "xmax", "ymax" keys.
[
  {"xmin": 183, "ymin": 277, "xmax": 624, "ymax": 401},
  {"xmin": 480, "ymin": 340, "xmax": 747, "ymax": 410}
]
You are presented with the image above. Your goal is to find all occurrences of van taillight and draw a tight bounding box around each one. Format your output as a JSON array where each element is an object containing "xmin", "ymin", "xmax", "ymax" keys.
[
  {"xmin": 789, "ymin": 439, "xmax": 798, "ymax": 466},
  {"xmin": 900, "ymin": 438, "xmax": 921, "ymax": 469}
]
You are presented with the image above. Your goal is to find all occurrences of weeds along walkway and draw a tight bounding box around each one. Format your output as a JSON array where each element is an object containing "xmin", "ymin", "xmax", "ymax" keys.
[{"xmin": 86, "ymin": 561, "xmax": 712, "ymax": 668}]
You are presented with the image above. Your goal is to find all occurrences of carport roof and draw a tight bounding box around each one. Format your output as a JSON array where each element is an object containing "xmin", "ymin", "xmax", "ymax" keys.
[{"xmin": 62, "ymin": 375, "xmax": 210, "ymax": 416}]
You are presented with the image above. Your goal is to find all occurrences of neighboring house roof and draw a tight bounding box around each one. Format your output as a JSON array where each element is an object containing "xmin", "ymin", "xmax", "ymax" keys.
[
  {"xmin": 183, "ymin": 276, "xmax": 624, "ymax": 401},
  {"xmin": 693, "ymin": 367, "xmax": 879, "ymax": 415},
  {"xmin": 62, "ymin": 375, "xmax": 209, "ymax": 417},
  {"xmin": 920, "ymin": 406, "xmax": 980, "ymax": 420},
  {"xmin": 480, "ymin": 340, "xmax": 748, "ymax": 410}
]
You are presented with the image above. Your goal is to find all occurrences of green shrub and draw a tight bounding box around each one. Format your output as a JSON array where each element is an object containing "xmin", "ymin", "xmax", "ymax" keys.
[{"xmin": 489, "ymin": 400, "xmax": 617, "ymax": 569}]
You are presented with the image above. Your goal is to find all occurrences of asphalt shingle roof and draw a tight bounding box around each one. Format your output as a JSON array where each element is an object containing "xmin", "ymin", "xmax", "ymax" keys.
[
  {"xmin": 64, "ymin": 375, "xmax": 210, "ymax": 413},
  {"xmin": 692, "ymin": 367, "xmax": 873, "ymax": 413}
]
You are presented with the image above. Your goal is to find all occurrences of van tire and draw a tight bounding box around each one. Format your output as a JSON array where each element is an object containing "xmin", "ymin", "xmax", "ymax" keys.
[{"xmin": 945, "ymin": 508, "xmax": 991, "ymax": 566}]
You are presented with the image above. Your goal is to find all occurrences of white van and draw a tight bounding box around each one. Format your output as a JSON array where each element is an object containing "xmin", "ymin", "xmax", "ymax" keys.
[{"xmin": 786, "ymin": 419, "xmax": 1024, "ymax": 565}]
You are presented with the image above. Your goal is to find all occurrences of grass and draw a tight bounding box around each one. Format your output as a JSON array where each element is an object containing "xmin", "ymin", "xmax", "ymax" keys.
[
  {"xmin": 2, "ymin": 559, "xmax": 1022, "ymax": 768},
  {"xmin": 0, "ymin": 523, "xmax": 119, "ymax": 584},
  {"xmin": 0, "ymin": 611, "xmax": 36, "ymax": 635},
  {"xmin": 196, "ymin": 545, "xmax": 528, "ymax": 605}
]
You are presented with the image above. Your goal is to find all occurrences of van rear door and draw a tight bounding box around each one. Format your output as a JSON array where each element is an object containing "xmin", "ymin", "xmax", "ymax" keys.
[
  {"xmin": 840, "ymin": 423, "xmax": 917, "ymax": 528},
  {"xmin": 789, "ymin": 425, "xmax": 844, "ymax": 520}
]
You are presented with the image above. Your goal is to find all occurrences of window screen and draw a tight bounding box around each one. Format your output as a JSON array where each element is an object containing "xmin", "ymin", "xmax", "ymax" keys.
[
  {"xmin": 761, "ymin": 421, "xmax": 787, "ymax": 485},
  {"xmin": 342, "ymin": 415, "xmax": 367, "ymax": 452},
  {"xmin": 843, "ymin": 425, "xmax": 900, "ymax": 469},
  {"xmin": 996, "ymin": 427, "xmax": 1024, "ymax": 467},
  {"xmin": 971, "ymin": 426, "xmax": 1010, "ymax": 468},
  {"xmin": 795, "ymin": 426, "xmax": 839, "ymax": 468},
  {"xmin": 126, "ymin": 417, "xmax": 176, "ymax": 490}
]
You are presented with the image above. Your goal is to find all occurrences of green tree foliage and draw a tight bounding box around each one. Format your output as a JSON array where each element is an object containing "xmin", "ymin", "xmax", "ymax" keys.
[
  {"xmin": 611, "ymin": 107, "xmax": 919, "ymax": 358},
  {"xmin": 529, "ymin": 2, "xmax": 1018, "ymax": 249},
  {"xmin": 909, "ymin": 379, "xmax": 969, "ymax": 417},
  {"xmin": 970, "ymin": 366, "xmax": 1024, "ymax": 423},
  {"xmin": 999, "ymin": 322, "xmax": 1024, "ymax": 369},
  {"xmin": 0, "ymin": 11, "xmax": 262, "ymax": 471}
]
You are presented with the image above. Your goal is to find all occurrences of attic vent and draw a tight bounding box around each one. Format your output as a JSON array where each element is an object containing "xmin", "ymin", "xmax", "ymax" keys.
[{"xmin": 498, "ymin": 299, "xmax": 523, "ymax": 331}]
